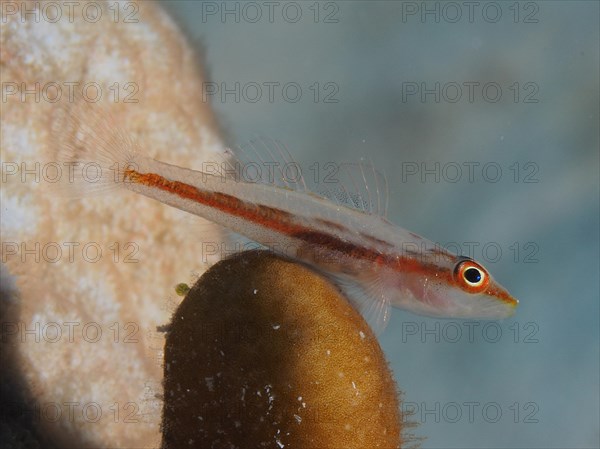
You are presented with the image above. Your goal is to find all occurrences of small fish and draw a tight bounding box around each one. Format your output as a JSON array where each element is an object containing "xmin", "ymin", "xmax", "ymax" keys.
[{"xmin": 52, "ymin": 103, "xmax": 518, "ymax": 333}]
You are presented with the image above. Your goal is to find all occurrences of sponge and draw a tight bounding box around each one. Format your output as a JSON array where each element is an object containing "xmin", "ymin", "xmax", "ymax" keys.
[{"xmin": 162, "ymin": 250, "xmax": 402, "ymax": 448}]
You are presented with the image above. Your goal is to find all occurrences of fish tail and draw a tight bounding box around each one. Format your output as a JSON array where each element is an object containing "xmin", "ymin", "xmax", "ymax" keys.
[{"xmin": 47, "ymin": 100, "xmax": 141, "ymax": 198}]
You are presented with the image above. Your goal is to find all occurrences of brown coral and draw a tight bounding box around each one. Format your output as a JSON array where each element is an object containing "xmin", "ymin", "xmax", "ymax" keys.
[{"xmin": 163, "ymin": 250, "xmax": 402, "ymax": 449}]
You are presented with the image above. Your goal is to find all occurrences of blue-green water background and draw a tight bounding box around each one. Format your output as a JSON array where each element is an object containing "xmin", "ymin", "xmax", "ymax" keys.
[{"xmin": 164, "ymin": 2, "xmax": 599, "ymax": 448}]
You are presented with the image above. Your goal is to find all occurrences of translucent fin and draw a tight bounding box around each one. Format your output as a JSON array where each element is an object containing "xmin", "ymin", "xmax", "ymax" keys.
[
  {"xmin": 238, "ymin": 136, "xmax": 310, "ymax": 192},
  {"xmin": 45, "ymin": 100, "xmax": 139, "ymax": 198},
  {"xmin": 47, "ymin": 102, "xmax": 391, "ymax": 219},
  {"xmin": 313, "ymin": 160, "xmax": 390, "ymax": 218},
  {"xmin": 200, "ymin": 135, "xmax": 309, "ymax": 192},
  {"xmin": 332, "ymin": 273, "xmax": 392, "ymax": 335},
  {"xmin": 210, "ymin": 136, "xmax": 390, "ymax": 217}
]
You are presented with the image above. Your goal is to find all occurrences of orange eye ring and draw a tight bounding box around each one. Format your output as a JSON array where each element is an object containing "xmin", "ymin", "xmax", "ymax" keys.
[{"xmin": 454, "ymin": 259, "xmax": 489, "ymax": 293}]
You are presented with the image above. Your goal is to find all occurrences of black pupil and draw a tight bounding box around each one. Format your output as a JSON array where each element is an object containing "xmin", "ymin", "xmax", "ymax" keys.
[{"xmin": 464, "ymin": 267, "xmax": 482, "ymax": 283}]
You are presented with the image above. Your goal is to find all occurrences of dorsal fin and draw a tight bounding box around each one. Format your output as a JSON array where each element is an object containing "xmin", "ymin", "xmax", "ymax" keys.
[
  {"xmin": 49, "ymin": 100, "xmax": 391, "ymax": 220},
  {"xmin": 312, "ymin": 160, "xmax": 390, "ymax": 217},
  {"xmin": 202, "ymin": 136, "xmax": 309, "ymax": 193},
  {"xmin": 204, "ymin": 136, "xmax": 390, "ymax": 217}
]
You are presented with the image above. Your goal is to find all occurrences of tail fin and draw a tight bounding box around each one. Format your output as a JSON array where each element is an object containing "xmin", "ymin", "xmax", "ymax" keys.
[{"xmin": 47, "ymin": 100, "xmax": 140, "ymax": 197}]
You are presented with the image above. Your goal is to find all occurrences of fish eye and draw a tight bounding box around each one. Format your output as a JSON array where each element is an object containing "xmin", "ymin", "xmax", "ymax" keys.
[
  {"xmin": 454, "ymin": 259, "xmax": 489, "ymax": 293},
  {"xmin": 464, "ymin": 267, "xmax": 482, "ymax": 284}
]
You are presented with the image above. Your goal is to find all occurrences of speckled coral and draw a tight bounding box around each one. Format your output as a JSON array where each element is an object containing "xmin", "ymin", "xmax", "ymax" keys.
[
  {"xmin": 1, "ymin": 1, "xmax": 224, "ymax": 447},
  {"xmin": 162, "ymin": 251, "xmax": 402, "ymax": 449}
]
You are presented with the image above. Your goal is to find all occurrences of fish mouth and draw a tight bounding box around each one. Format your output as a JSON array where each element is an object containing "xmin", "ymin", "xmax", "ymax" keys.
[
  {"xmin": 468, "ymin": 291, "xmax": 518, "ymax": 320},
  {"xmin": 497, "ymin": 300, "xmax": 518, "ymax": 318},
  {"xmin": 445, "ymin": 286, "xmax": 519, "ymax": 320},
  {"xmin": 486, "ymin": 284, "xmax": 519, "ymax": 309}
]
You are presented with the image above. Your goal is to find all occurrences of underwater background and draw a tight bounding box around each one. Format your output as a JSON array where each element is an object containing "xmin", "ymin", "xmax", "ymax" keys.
[{"xmin": 163, "ymin": 1, "xmax": 599, "ymax": 448}]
